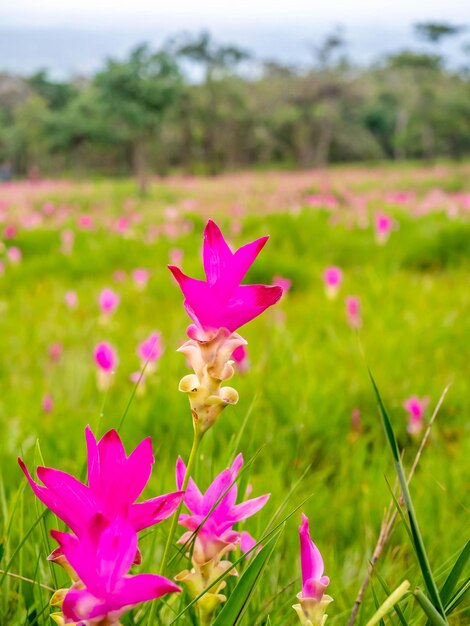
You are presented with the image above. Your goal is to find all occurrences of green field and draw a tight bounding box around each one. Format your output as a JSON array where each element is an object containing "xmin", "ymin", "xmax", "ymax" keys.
[{"xmin": 0, "ymin": 163, "xmax": 469, "ymax": 625}]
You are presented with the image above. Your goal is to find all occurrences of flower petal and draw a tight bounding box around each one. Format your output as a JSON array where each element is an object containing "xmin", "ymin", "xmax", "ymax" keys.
[
  {"xmin": 129, "ymin": 491, "xmax": 184, "ymax": 531},
  {"xmin": 230, "ymin": 493, "xmax": 270, "ymax": 523},
  {"xmin": 203, "ymin": 219, "xmax": 233, "ymax": 287},
  {"xmin": 299, "ymin": 513, "xmax": 326, "ymax": 598}
]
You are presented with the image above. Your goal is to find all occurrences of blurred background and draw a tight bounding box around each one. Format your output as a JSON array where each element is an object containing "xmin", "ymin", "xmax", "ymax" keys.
[{"xmin": 1, "ymin": 1, "xmax": 469, "ymax": 190}]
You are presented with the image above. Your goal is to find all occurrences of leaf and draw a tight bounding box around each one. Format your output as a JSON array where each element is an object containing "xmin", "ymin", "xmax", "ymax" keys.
[
  {"xmin": 440, "ymin": 539, "xmax": 470, "ymax": 606},
  {"xmin": 444, "ymin": 577, "xmax": 470, "ymax": 615},
  {"xmin": 413, "ymin": 588, "xmax": 448, "ymax": 626},
  {"xmin": 369, "ymin": 370, "xmax": 447, "ymax": 620},
  {"xmin": 211, "ymin": 530, "xmax": 281, "ymax": 626},
  {"xmin": 372, "ymin": 567, "xmax": 409, "ymax": 626},
  {"xmin": 366, "ymin": 580, "xmax": 410, "ymax": 626}
]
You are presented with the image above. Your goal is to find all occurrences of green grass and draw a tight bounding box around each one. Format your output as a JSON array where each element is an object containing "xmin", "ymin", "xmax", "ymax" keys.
[{"xmin": 0, "ymin": 164, "xmax": 468, "ymax": 624}]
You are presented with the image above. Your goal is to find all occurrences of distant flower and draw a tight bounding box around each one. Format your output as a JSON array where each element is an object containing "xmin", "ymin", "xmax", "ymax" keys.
[
  {"xmin": 60, "ymin": 229, "xmax": 74, "ymax": 255},
  {"xmin": 98, "ymin": 287, "xmax": 120, "ymax": 316},
  {"xmin": 137, "ymin": 331, "xmax": 163, "ymax": 366},
  {"xmin": 7, "ymin": 246, "xmax": 21, "ymax": 264},
  {"xmin": 78, "ymin": 214, "xmax": 93, "ymax": 230},
  {"xmin": 4, "ymin": 224, "xmax": 17, "ymax": 239},
  {"xmin": 176, "ymin": 453, "xmax": 269, "ymax": 564},
  {"xmin": 404, "ymin": 395, "xmax": 429, "ymax": 435},
  {"xmin": 169, "ymin": 219, "xmax": 282, "ymax": 338},
  {"xmin": 293, "ymin": 514, "xmax": 333, "ymax": 626},
  {"xmin": 132, "ymin": 268, "xmax": 150, "ymax": 290},
  {"xmin": 273, "ymin": 275, "xmax": 292, "ymax": 294},
  {"xmin": 323, "ymin": 266, "xmax": 342, "ymax": 299},
  {"xmin": 48, "ymin": 342, "xmax": 63, "ymax": 363},
  {"xmin": 169, "ymin": 248, "xmax": 184, "ymax": 265},
  {"xmin": 42, "ymin": 393, "xmax": 54, "ymax": 414},
  {"xmin": 64, "ymin": 290, "xmax": 78, "ymax": 309},
  {"xmin": 346, "ymin": 296, "xmax": 361, "ymax": 329},
  {"xmin": 351, "ymin": 408, "xmax": 361, "ymax": 433},
  {"xmin": 93, "ymin": 341, "xmax": 116, "ymax": 373},
  {"xmin": 375, "ymin": 212, "xmax": 393, "ymax": 244},
  {"xmin": 113, "ymin": 269, "xmax": 127, "ymax": 282},
  {"xmin": 42, "ymin": 201, "xmax": 55, "ymax": 215}
]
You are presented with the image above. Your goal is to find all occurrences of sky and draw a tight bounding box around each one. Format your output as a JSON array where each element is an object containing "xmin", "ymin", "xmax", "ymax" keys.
[{"xmin": 1, "ymin": 1, "xmax": 468, "ymax": 76}]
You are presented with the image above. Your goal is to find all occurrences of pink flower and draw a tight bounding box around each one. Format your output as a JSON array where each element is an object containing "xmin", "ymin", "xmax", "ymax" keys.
[
  {"xmin": 132, "ymin": 268, "xmax": 150, "ymax": 289},
  {"xmin": 299, "ymin": 514, "xmax": 329, "ymax": 601},
  {"xmin": 4, "ymin": 224, "xmax": 17, "ymax": 239},
  {"xmin": 64, "ymin": 290, "xmax": 78, "ymax": 309},
  {"xmin": 176, "ymin": 453, "xmax": 269, "ymax": 563},
  {"xmin": 375, "ymin": 212, "xmax": 393, "ymax": 244},
  {"xmin": 52, "ymin": 515, "xmax": 180, "ymax": 622},
  {"xmin": 42, "ymin": 393, "xmax": 54, "ymax": 414},
  {"xmin": 137, "ymin": 331, "xmax": 163, "ymax": 364},
  {"xmin": 7, "ymin": 246, "xmax": 21, "ymax": 264},
  {"xmin": 169, "ymin": 219, "xmax": 282, "ymax": 336},
  {"xmin": 404, "ymin": 396, "xmax": 429, "ymax": 434},
  {"xmin": 19, "ymin": 426, "xmax": 183, "ymax": 537},
  {"xmin": 94, "ymin": 342, "xmax": 117, "ymax": 372},
  {"xmin": 113, "ymin": 269, "xmax": 127, "ymax": 283},
  {"xmin": 48, "ymin": 342, "xmax": 63, "ymax": 363},
  {"xmin": 323, "ymin": 266, "xmax": 342, "ymax": 298},
  {"xmin": 169, "ymin": 248, "xmax": 184, "ymax": 265},
  {"xmin": 273, "ymin": 275, "xmax": 292, "ymax": 293},
  {"xmin": 346, "ymin": 296, "xmax": 361, "ymax": 329},
  {"xmin": 99, "ymin": 287, "xmax": 120, "ymax": 315},
  {"xmin": 78, "ymin": 214, "xmax": 93, "ymax": 230}
]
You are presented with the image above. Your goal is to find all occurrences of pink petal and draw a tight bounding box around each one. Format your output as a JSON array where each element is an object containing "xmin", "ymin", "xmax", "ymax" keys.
[
  {"xmin": 177, "ymin": 456, "xmax": 203, "ymax": 514},
  {"xmin": 203, "ymin": 220, "xmax": 233, "ymax": 287},
  {"xmin": 129, "ymin": 491, "xmax": 184, "ymax": 531},
  {"xmin": 299, "ymin": 514, "xmax": 325, "ymax": 598},
  {"xmin": 85, "ymin": 425, "xmax": 99, "ymax": 492},
  {"xmin": 202, "ymin": 469, "xmax": 234, "ymax": 516},
  {"xmin": 222, "ymin": 284, "xmax": 283, "ymax": 332},
  {"xmin": 230, "ymin": 493, "xmax": 270, "ymax": 522}
]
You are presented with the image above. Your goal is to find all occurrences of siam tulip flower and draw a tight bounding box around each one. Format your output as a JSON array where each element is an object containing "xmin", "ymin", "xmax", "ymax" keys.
[
  {"xmin": 346, "ymin": 296, "xmax": 361, "ymax": 329},
  {"xmin": 232, "ymin": 344, "xmax": 250, "ymax": 373},
  {"xmin": 293, "ymin": 514, "xmax": 333, "ymax": 626},
  {"xmin": 404, "ymin": 395, "xmax": 429, "ymax": 435},
  {"xmin": 18, "ymin": 425, "xmax": 183, "ymax": 538},
  {"xmin": 64, "ymin": 290, "xmax": 78, "ymax": 309},
  {"xmin": 175, "ymin": 454, "xmax": 269, "ymax": 624},
  {"xmin": 94, "ymin": 341, "xmax": 117, "ymax": 389},
  {"xmin": 78, "ymin": 214, "xmax": 93, "ymax": 230},
  {"xmin": 7, "ymin": 246, "xmax": 22, "ymax": 264},
  {"xmin": 137, "ymin": 331, "xmax": 163, "ymax": 374},
  {"xmin": 42, "ymin": 201, "xmax": 56, "ymax": 215},
  {"xmin": 50, "ymin": 515, "xmax": 180, "ymax": 624},
  {"xmin": 132, "ymin": 268, "xmax": 150, "ymax": 290},
  {"xmin": 42, "ymin": 393, "xmax": 54, "ymax": 414},
  {"xmin": 323, "ymin": 267, "xmax": 342, "ymax": 299},
  {"xmin": 273, "ymin": 275, "xmax": 292, "ymax": 294},
  {"xmin": 48, "ymin": 342, "xmax": 63, "ymax": 363},
  {"xmin": 169, "ymin": 219, "xmax": 282, "ymax": 338},
  {"xmin": 375, "ymin": 211, "xmax": 393, "ymax": 244},
  {"xmin": 98, "ymin": 287, "xmax": 120, "ymax": 317},
  {"xmin": 4, "ymin": 224, "xmax": 17, "ymax": 239}
]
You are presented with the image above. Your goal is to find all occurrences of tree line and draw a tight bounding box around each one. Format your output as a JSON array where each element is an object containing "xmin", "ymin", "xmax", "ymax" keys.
[{"xmin": 0, "ymin": 23, "xmax": 469, "ymax": 191}]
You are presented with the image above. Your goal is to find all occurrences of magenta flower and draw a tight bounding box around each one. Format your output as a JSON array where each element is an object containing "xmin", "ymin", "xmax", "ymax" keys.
[
  {"xmin": 52, "ymin": 515, "xmax": 180, "ymax": 622},
  {"xmin": 94, "ymin": 341, "xmax": 117, "ymax": 373},
  {"xmin": 19, "ymin": 426, "xmax": 183, "ymax": 536},
  {"xmin": 323, "ymin": 266, "xmax": 342, "ymax": 298},
  {"xmin": 99, "ymin": 287, "xmax": 120, "ymax": 315},
  {"xmin": 42, "ymin": 393, "xmax": 54, "ymax": 414},
  {"xmin": 48, "ymin": 342, "xmax": 63, "ymax": 363},
  {"xmin": 169, "ymin": 219, "xmax": 282, "ymax": 337},
  {"xmin": 375, "ymin": 211, "xmax": 393, "ymax": 243},
  {"xmin": 176, "ymin": 453, "xmax": 269, "ymax": 563},
  {"xmin": 138, "ymin": 331, "xmax": 163, "ymax": 364},
  {"xmin": 299, "ymin": 514, "xmax": 329, "ymax": 601},
  {"xmin": 346, "ymin": 296, "xmax": 361, "ymax": 329},
  {"xmin": 404, "ymin": 395, "xmax": 429, "ymax": 434},
  {"xmin": 132, "ymin": 268, "xmax": 150, "ymax": 289}
]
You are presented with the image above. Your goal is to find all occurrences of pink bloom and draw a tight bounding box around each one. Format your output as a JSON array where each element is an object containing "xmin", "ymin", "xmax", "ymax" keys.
[
  {"xmin": 48, "ymin": 342, "xmax": 63, "ymax": 363},
  {"xmin": 4, "ymin": 224, "xmax": 17, "ymax": 239},
  {"xmin": 299, "ymin": 514, "xmax": 329, "ymax": 601},
  {"xmin": 323, "ymin": 266, "xmax": 342, "ymax": 298},
  {"xmin": 113, "ymin": 269, "xmax": 127, "ymax": 282},
  {"xmin": 42, "ymin": 201, "xmax": 55, "ymax": 215},
  {"xmin": 137, "ymin": 331, "xmax": 163, "ymax": 364},
  {"xmin": 169, "ymin": 248, "xmax": 184, "ymax": 265},
  {"xmin": 99, "ymin": 287, "xmax": 120, "ymax": 316},
  {"xmin": 52, "ymin": 515, "xmax": 180, "ymax": 622},
  {"xmin": 132, "ymin": 268, "xmax": 150, "ymax": 289},
  {"xmin": 273, "ymin": 275, "xmax": 292, "ymax": 293},
  {"xmin": 94, "ymin": 342, "xmax": 117, "ymax": 372},
  {"xmin": 346, "ymin": 296, "xmax": 361, "ymax": 329},
  {"xmin": 169, "ymin": 220, "xmax": 282, "ymax": 336},
  {"xmin": 176, "ymin": 453, "xmax": 269, "ymax": 562},
  {"xmin": 404, "ymin": 396, "xmax": 429, "ymax": 434},
  {"xmin": 42, "ymin": 393, "xmax": 54, "ymax": 414},
  {"xmin": 7, "ymin": 246, "xmax": 21, "ymax": 264},
  {"xmin": 19, "ymin": 426, "xmax": 183, "ymax": 537},
  {"xmin": 78, "ymin": 214, "xmax": 93, "ymax": 229},
  {"xmin": 375, "ymin": 212, "xmax": 393, "ymax": 244},
  {"xmin": 64, "ymin": 290, "xmax": 78, "ymax": 309}
]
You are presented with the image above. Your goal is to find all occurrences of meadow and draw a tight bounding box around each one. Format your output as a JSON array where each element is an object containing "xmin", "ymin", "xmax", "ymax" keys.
[{"xmin": 0, "ymin": 161, "xmax": 469, "ymax": 625}]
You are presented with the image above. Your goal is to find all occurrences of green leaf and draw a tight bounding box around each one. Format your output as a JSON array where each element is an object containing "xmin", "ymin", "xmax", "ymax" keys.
[
  {"xmin": 366, "ymin": 580, "xmax": 410, "ymax": 626},
  {"xmin": 413, "ymin": 588, "xmax": 448, "ymax": 626},
  {"xmin": 373, "ymin": 567, "xmax": 409, "ymax": 626},
  {"xmin": 369, "ymin": 370, "xmax": 447, "ymax": 620},
  {"xmin": 440, "ymin": 539, "xmax": 470, "ymax": 606},
  {"xmin": 444, "ymin": 577, "xmax": 470, "ymax": 614},
  {"xmin": 211, "ymin": 530, "xmax": 281, "ymax": 626}
]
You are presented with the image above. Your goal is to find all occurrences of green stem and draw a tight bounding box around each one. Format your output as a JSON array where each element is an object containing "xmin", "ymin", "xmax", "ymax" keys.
[{"xmin": 146, "ymin": 425, "xmax": 203, "ymax": 625}]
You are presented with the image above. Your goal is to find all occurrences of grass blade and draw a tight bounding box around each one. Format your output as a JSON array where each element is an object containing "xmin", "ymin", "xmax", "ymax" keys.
[
  {"xmin": 366, "ymin": 581, "xmax": 410, "ymax": 626},
  {"xmin": 413, "ymin": 588, "xmax": 448, "ymax": 626},
  {"xmin": 369, "ymin": 370, "xmax": 446, "ymax": 619},
  {"xmin": 439, "ymin": 539, "xmax": 470, "ymax": 606}
]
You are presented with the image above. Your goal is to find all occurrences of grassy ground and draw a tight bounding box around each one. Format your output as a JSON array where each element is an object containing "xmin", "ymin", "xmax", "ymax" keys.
[{"xmin": 0, "ymin": 162, "xmax": 469, "ymax": 624}]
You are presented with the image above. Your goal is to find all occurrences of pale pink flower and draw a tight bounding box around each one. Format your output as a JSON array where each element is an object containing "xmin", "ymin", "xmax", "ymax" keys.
[
  {"xmin": 48, "ymin": 342, "xmax": 63, "ymax": 363},
  {"xmin": 132, "ymin": 268, "xmax": 150, "ymax": 290},
  {"xmin": 78, "ymin": 214, "xmax": 93, "ymax": 230},
  {"xmin": 7, "ymin": 247, "xmax": 21, "ymax": 264},
  {"xmin": 323, "ymin": 266, "xmax": 342, "ymax": 298},
  {"xmin": 346, "ymin": 296, "xmax": 361, "ymax": 329},
  {"xmin": 42, "ymin": 201, "xmax": 55, "ymax": 215},
  {"xmin": 169, "ymin": 248, "xmax": 184, "ymax": 266},
  {"xmin": 273, "ymin": 275, "xmax": 292, "ymax": 294},
  {"xmin": 137, "ymin": 331, "xmax": 163, "ymax": 365},
  {"xmin": 404, "ymin": 396, "xmax": 429, "ymax": 435},
  {"xmin": 64, "ymin": 290, "xmax": 78, "ymax": 309},
  {"xmin": 98, "ymin": 287, "xmax": 120, "ymax": 316},
  {"xmin": 113, "ymin": 269, "xmax": 127, "ymax": 283},
  {"xmin": 4, "ymin": 224, "xmax": 17, "ymax": 239},
  {"xmin": 42, "ymin": 393, "xmax": 54, "ymax": 414},
  {"xmin": 375, "ymin": 212, "xmax": 394, "ymax": 244}
]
